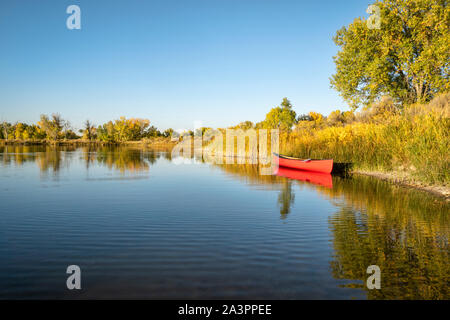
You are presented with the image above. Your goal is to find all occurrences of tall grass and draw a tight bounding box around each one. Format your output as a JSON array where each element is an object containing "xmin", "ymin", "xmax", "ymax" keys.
[{"xmin": 282, "ymin": 94, "xmax": 450, "ymax": 184}]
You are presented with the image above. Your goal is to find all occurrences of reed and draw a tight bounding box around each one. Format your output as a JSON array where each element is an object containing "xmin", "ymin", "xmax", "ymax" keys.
[{"xmin": 282, "ymin": 94, "xmax": 450, "ymax": 185}]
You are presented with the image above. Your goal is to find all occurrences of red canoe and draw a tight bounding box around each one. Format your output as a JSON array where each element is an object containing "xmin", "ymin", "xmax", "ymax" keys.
[
  {"xmin": 273, "ymin": 153, "xmax": 333, "ymax": 174},
  {"xmin": 274, "ymin": 166, "xmax": 333, "ymax": 188}
]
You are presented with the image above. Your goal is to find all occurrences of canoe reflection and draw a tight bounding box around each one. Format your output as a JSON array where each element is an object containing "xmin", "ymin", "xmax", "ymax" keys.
[{"xmin": 274, "ymin": 166, "xmax": 333, "ymax": 189}]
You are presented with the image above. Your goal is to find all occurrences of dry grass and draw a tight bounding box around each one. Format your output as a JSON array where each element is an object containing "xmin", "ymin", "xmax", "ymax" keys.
[{"xmin": 282, "ymin": 93, "xmax": 450, "ymax": 185}]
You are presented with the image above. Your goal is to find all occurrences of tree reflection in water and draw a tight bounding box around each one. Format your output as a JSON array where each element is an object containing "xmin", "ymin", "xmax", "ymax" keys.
[
  {"xmin": 1, "ymin": 146, "xmax": 448, "ymax": 299},
  {"xmin": 323, "ymin": 177, "xmax": 449, "ymax": 300},
  {"xmin": 278, "ymin": 180, "xmax": 295, "ymax": 218},
  {"xmin": 0, "ymin": 145, "xmax": 171, "ymax": 174},
  {"xmin": 212, "ymin": 161, "xmax": 449, "ymax": 299}
]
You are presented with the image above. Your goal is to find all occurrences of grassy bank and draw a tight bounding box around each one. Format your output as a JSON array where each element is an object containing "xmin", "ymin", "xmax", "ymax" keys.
[{"xmin": 281, "ymin": 94, "xmax": 449, "ymax": 187}]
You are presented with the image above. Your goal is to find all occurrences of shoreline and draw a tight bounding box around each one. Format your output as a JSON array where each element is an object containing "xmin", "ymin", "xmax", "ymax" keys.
[
  {"xmin": 353, "ymin": 170, "xmax": 449, "ymax": 201},
  {"xmin": 1, "ymin": 140, "xmax": 448, "ymax": 200},
  {"xmin": 0, "ymin": 139, "xmax": 177, "ymax": 148}
]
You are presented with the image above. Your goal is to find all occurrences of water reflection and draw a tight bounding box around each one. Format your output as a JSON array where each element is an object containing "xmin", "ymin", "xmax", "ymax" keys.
[
  {"xmin": 0, "ymin": 145, "xmax": 448, "ymax": 299},
  {"xmin": 0, "ymin": 145, "xmax": 171, "ymax": 174},
  {"xmin": 323, "ymin": 177, "xmax": 449, "ymax": 300},
  {"xmin": 211, "ymin": 159, "xmax": 449, "ymax": 299},
  {"xmin": 278, "ymin": 180, "xmax": 295, "ymax": 218},
  {"xmin": 275, "ymin": 166, "xmax": 333, "ymax": 188},
  {"xmin": 0, "ymin": 145, "xmax": 74, "ymax": 175}
]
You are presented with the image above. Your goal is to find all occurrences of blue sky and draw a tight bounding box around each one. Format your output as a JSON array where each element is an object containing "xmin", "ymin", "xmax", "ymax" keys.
[{"xmin": 0, "ymin": 0, "xmax": 371, "ymax": 130}]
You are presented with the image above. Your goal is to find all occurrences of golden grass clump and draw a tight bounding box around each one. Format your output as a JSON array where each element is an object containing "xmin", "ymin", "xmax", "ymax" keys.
[{"xmin": 281, "ymin": 93, "xmax": 450, "ymax": 184}]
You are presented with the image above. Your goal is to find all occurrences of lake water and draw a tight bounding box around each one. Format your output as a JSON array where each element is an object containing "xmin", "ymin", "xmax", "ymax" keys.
[{"xmin": 0, "ymin": 145, "xmax": 448, "ymax": 299}]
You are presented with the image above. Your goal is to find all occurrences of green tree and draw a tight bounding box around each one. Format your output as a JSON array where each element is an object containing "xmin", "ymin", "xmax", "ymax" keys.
[
  {"xmin": 232, "ymin": 121, "xmax": 254, "ymax": 130},
  {"xmin": 331, "ymin": 0, "xmax": 449, "ymax": 109},
  {"xmin": 38, "ymin": 114, "xmax": 66, "ymax": 140},
  {"xmin": 26, "ymin": 124, "xmax": 44, "ymax": 140},
  {"xmin": 97, "ymin": 121, "xmax": 116, "ymax": 142},
  {"xmin": 82, "ymin": 120, "xmax": 96, "ymax": 140},
  {"xmin": 297, "ymin": 114, "xmax": 312, "ymax": 122},
  {"xmin": 263, "ymin": 98, "xmax": 297, "ymax": 131},
  {"xmin": 162, "ymin": 128, "xmax": 174, "ymax": 138},
  {"xmin": 0, "ymin": 122, "xmax": 7, "ymax": 139},
  {"xmin": 14, "ymin": 122, "xmax": 26, "ymax": 139},
  {"xmin": 145, "ymin": 125, "xmax": 161, "ymax": 138}
]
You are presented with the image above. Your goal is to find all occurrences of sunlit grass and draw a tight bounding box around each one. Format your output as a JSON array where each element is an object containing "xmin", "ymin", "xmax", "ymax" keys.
[{"xmin": 282, "ymin": 94, "xmax": 450, "ymax": 184}]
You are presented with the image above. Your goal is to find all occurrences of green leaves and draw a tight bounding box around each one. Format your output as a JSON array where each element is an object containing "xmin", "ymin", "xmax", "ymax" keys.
[
  {"xmin": 331, "ymin": 0, "xmax": 449, "ymax": 109},
  {"xmin": 262, "ymin": 97, "xmax": 297, "ymax": 131},
  {"xmin": 38, "ymin": 114, "xmax": 67, "ymax": 141}
]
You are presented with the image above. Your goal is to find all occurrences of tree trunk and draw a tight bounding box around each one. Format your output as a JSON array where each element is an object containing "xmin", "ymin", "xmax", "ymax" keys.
[{"xmin": 414, "ymin": 81, "xmax": 425, "ymax": 104}]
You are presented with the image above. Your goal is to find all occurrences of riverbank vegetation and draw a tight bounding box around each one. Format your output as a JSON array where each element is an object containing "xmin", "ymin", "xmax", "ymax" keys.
[
  {"xmin": 0, "ymin": 115, "xmax": 175, "ymax": 145},
  {"xmin": 211, "ymin": 93, "xmax": 448, "ymax": 187},
  {"xmin": 2, "ymin": 94, "xmax": 448, "ymax": 186},
  {"xmin": 222, "ymin": 0, "xmax": 450, "ymax": 186},
  {"xmin": 1, "ymin": 0, "xmax": 448, "ymax": 189},
  {"xmin": 282, "ymin": 93, "xmax": 449, "ymax": 185},
  {"xmin": 285, "ymin": 0, "xmax": 449, "ymax": 186}
]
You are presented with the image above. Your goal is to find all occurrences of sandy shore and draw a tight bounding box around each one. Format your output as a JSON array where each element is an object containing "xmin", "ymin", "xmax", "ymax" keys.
[{"xmin": 354, "ymin": 170, "xmax": 449, "ymax": 201}]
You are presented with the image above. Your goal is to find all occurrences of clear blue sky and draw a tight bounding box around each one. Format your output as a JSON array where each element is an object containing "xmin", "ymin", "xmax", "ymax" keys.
[{"xmin": 0, "ymin": 0, "xmax": 371, "ymax": 131}]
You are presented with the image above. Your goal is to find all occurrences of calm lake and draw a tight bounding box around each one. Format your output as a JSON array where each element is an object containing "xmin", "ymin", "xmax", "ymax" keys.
[{"xmin": 0, "ymin": 145, "xmax": 448, "ymax": 299}]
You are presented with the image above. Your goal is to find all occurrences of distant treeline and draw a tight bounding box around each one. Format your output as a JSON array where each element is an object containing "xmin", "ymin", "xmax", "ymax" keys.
[{"xmin": 0, "ymin": 116, "xmax": 174, "ymax": 142}]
